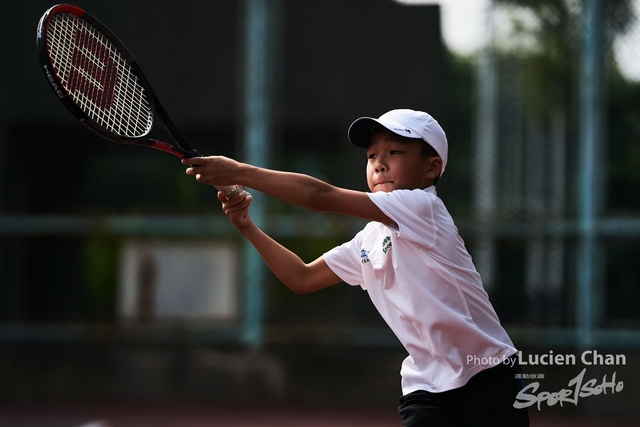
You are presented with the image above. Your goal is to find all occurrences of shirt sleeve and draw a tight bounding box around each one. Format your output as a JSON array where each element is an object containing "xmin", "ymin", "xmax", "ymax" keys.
[
  {"xmin": 323, "ymin": 229, "xmax": 366, "ymax": 288},
  {"xmin": 368, "ymin": 189, "xmax": 438, "ymax": 249}
]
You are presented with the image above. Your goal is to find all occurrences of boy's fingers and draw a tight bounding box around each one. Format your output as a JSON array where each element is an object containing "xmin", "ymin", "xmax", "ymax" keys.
[
  {"xmin": 218, "ymin": 189, "xmax": 250, "ymax": 205},
  {"xmin": 181, "ymin": 157, "xmax": 203, "ymax": 165},
  {"xmin": 242, "ymin": 192, "xmax": 252, "ymax": 206},
  {"xmin": 230, "ymin": 192, "xmax": 250, "ymax": 207}
]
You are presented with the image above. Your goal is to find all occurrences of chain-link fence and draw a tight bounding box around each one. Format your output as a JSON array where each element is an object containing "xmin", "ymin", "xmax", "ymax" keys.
[{"xmin": 451, "ymin": 0, "xmax": 640, "ymax": 346}]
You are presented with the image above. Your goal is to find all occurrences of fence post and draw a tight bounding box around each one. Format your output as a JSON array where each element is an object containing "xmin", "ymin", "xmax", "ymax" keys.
[
  {"xmin": 241, "ymin": 0, "xmax": 282, "ymax": 349},
  {"xmin": 577, "ymin": 0, "xmax": 605, "ymax": 349},
  {"xmin": 473, "ymin": 0, "xmax": 498, "ymax": 291}
]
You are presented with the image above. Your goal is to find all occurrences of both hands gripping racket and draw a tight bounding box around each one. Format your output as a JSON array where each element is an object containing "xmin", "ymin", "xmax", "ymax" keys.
[{"xmin": 36, "ymin": 3, "xmax": 241, "ymax": 197}]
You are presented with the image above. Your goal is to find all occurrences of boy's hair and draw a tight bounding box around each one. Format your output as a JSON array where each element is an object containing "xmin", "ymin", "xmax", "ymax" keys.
[{"xmin": 420, "ymin": 140, "xmax": 439, "ymax": 159}]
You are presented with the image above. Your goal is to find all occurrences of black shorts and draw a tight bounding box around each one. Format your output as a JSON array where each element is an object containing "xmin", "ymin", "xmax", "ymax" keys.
[{"xmin": 397, "ymin": 356, "xmax": 529, "ymax": 427}]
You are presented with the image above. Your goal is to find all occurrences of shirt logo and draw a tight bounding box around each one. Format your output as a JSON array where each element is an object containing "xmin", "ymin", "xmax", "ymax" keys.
[
  {"xmin": 382, "ymin": 236, "xmax": 392, "ymax": 254},
  {"xmin": 360, "ymin": 249, "xmax": 370, "ymax": 264}
]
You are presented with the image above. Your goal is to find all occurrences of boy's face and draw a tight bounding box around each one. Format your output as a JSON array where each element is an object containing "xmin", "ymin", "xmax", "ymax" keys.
[{"xmin": 366, "ymin": 127, "xmax": 441, "ymax": 193}]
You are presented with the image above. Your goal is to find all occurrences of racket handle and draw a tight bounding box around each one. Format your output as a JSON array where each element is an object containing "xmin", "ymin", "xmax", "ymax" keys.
[{"xmin": 217, "ymin": 185, "xmax": 243, "ymax": 198}]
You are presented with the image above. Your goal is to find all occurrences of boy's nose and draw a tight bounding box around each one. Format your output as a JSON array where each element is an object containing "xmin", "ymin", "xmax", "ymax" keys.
[{"xmin": 375, "ymin": 162, "xmax": 387, "ymax": 172}]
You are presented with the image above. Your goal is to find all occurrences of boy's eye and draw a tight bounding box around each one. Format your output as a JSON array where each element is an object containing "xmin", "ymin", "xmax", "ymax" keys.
[
  {"xmin": 390, "ymin": 150, "xmax": 402, "ymax": 155},
  {"xmin": 368, "ymin": 153, "xmax": 376, "ymax": 159}
]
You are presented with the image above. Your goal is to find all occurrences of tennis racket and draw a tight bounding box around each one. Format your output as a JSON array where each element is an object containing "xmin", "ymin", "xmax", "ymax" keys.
[{"xmin": 36, "ymin": 4, "xmax": 241, "ymax": 197}]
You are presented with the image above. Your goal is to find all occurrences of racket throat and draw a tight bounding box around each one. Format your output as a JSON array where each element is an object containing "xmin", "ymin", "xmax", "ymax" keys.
[{"xmin": 154, "ymin": 102, "xmax": 200, "ymax": 158}]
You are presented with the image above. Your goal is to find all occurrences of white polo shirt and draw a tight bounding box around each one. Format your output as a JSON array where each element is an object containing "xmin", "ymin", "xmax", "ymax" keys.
[{"xmin": 323, "ymin": 187, "xmax": 517, "ymax": 394}]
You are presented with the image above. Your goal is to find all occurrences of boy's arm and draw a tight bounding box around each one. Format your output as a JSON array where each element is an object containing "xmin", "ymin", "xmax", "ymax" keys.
[
  {"xmin": 183, "ymin": 156, "xmax": 394, "ymax": 225},
  {"xmin": 219, "ymin": 190, "xmax": 342, "ymax": 294}
]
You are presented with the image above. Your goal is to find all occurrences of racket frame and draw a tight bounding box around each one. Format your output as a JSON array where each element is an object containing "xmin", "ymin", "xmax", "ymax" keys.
[
  {"xmin": 36, "ymin": 4, "xmax": 243, "ymax": 197},
  {"xmin": 36, "ymin": 3, "xmax": 199, "ymax": 159}
]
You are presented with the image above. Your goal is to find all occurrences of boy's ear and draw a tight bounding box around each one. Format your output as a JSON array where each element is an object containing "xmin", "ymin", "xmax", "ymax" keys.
[{"xmin": 426, "ymin": 157, "xmax": 443, "ymax": 178}]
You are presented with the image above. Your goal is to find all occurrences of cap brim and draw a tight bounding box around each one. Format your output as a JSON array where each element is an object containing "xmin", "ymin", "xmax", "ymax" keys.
[{"xmin": 347, "ymin": 117, "xmax": 380, "ymax": 148}]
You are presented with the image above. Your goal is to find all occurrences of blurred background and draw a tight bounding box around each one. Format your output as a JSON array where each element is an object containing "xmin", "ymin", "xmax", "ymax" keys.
[{"xmin": 1, "ymin": 0, "xmax": 639, "ymax": 425}]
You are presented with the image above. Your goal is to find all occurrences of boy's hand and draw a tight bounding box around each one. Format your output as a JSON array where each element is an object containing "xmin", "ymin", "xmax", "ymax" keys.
[
  {"xmin": 218, "ymin": 188, "xmax": 253, "ymax": 230},
  {"xmin": 182, "ymin": 156, "xmax": 240, "ymax": 188}
]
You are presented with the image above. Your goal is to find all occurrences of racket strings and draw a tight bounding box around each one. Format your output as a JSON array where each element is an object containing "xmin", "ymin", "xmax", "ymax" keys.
[{"xmin": 46, "ymin": 12, "xmax": 152, "ymax": 138}]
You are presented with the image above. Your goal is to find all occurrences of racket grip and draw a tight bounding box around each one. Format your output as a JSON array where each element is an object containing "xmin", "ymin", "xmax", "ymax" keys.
[{"xmin": 217, "ymin": 185, "xmax": 243, "ymax": 198}]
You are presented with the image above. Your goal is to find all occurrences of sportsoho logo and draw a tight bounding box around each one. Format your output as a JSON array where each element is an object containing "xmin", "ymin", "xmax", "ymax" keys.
[{"xmin": 467, "ymin": 350, "xmax": 627, "ymax": 411}]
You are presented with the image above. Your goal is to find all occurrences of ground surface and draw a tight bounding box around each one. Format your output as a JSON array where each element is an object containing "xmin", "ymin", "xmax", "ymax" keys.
[{"xmin": 0, "ymin": 403, "xmax": 638, "ymax": 427}]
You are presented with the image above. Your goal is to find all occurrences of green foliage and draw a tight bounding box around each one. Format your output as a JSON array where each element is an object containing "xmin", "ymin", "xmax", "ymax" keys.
[
  {"xmin": 607, "ymin": 69, "xmax": 640, "ymax": 210},
  {"xmin": 82, "ymin": 237, "xmax": 120, "ymax": 321},
  {"xmin": 437, "ymin": 52, "xmax": 475, "ymax": 215},
  {"xmin": 494, "ymin": 0, "xmax": 640, "ymax": 212}
]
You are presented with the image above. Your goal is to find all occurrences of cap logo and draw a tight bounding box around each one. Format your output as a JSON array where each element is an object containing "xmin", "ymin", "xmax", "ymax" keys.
[{"xmin": 393, "ymin": 127, "xmax": 412, "ymax": 134}]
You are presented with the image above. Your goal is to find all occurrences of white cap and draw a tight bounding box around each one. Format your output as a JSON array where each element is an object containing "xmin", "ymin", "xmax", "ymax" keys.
[{"xmin": 348, "ymin": 109, "xmax": 448, "ymax": 175}]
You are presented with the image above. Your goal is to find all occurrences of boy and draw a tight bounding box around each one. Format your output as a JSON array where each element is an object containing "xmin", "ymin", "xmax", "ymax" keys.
[{"xmin": 183, "ymin": 109, "xmax": 528, "ymax": 426}]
